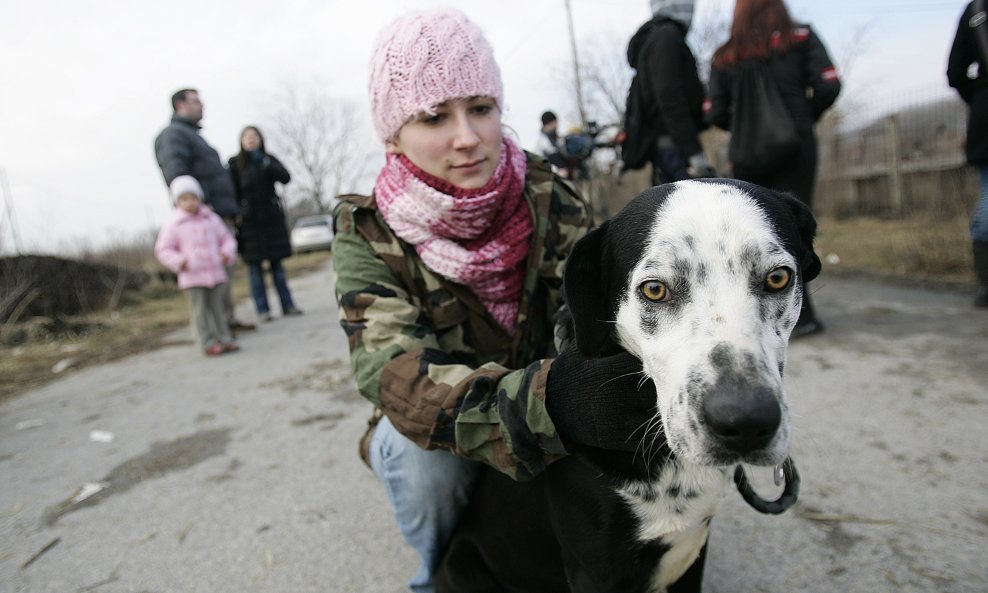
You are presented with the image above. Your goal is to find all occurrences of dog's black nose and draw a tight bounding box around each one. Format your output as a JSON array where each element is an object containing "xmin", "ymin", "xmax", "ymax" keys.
[{"xmin": 703, "ymin": 385, "xmax": 781, "ymax": 454}]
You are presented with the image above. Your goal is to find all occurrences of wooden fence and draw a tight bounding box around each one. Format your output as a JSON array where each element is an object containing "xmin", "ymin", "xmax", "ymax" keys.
[
  {"xmin": 814, "ymin": 93, "xmax": 977, "ymax": 219},
  {"xmin": 598, "ymin": 89, "xmax": 978, "ymax": 223}
]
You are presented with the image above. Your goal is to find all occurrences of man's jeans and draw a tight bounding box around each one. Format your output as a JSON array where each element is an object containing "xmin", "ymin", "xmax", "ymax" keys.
[
  {"xmin": 651, "ymin": 136, "xmax": 690, "ymax": 185},
  {"xmin": 368, "ymin": 416, "xmax": 480, "ymax": 593},
  {"xmin": 220, "ymin": 218, "xmax": 239, "ymax": 323},
  {"xmin": 971, "ymin": 165, "xmax": 988, "ymax": 242},
  {"xmin": 246, "ymin": 259, "xmax": 296, "ymax": 314}
]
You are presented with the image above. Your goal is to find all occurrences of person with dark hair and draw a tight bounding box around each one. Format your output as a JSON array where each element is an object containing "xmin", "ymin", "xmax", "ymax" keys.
[
  {"xmin": 623, "ymin": 0, "xmax": 715, "ymax": 184},
  {"xmin": 170, "ymin": 88, "xmax": 195, "ymax": 112},
  {"xmin": 535, "ymin": 110, "xmax": 566, "ymax": 169},
  {"xmin": 228, "ymin": 126, "xmax": 302, "ymax": 322},
  {"xmin": 947, "ymin": 0, "xmax": 988, "ymax": 308},
  {"xmin": 154, "ymin": 88, "xmax": 255, "ymax": 331},
  {"xmin": 333, "ymin": 9, "xmax": 655, "ymax": 591},
  {"xmin": 705, "ymin": 0, "xmax": 840, "ymax": 337}
]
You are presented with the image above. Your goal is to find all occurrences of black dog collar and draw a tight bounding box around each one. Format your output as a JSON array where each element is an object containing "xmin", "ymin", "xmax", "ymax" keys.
[{"xmin": 734, "ymin": 457, "xmax": 800, "ymax": 514}]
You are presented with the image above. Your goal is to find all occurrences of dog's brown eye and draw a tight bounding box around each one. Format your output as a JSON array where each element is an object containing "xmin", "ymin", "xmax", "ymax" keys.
[
  {"xmin": 640, "ymin": 280, "xmax": 668, "ymax": 302},
  {"xmin": 764, "ymin": 267, "xmax": 792, "ymax": 292}
]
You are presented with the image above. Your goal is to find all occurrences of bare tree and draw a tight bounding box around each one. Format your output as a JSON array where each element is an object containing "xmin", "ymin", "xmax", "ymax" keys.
[
  {"xmin": 577, "ymin": 34, "xmax": 634, "ymax": 126},
  {"xmin": 561, "ymin": 14, "xmax": 730, "ymax": 129},
  {"xmin": 262, "ymin": 85, "xmax": 378, "ymax": 215},
  {"xmin": 688, "ymin": 16, "xmax": 731, "ymax": 84}
]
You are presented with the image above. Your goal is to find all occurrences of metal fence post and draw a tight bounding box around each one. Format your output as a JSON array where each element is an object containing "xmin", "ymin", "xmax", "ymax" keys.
[{"xmin": 885, "ymin": 114, "xmax": 904, "ymax": 217}]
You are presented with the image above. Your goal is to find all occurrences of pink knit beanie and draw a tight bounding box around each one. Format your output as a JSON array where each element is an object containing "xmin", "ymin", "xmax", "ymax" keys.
[{"xmin": 368, "ymin": 8, "xmax": 504, "ymax": 144}]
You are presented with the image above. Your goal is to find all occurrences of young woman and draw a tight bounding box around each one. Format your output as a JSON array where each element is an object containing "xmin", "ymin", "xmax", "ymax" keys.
[
  {"xmin": 332, "ymin": 9, "xmax": 655, "ymax": 592},
  {"xmin": 705, "ymin": 0, "xmax": 841, "ymax": 337},
  {"xmin": 228, "ymin": 126, "xmax": 302, "ymax": 322}
]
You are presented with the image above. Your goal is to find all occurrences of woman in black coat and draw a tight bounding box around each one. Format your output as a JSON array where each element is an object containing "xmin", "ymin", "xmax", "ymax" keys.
[
  {"xmin": 229, "ymin": 126, "xmax": 302, "ymax": 321},
  {"xmin": 705, "ymin": 0, "xmax": 841, "ymax": 337},
  {"xmin": 947, "ymin": 0, "xmax": 988, "ymax": 307}
]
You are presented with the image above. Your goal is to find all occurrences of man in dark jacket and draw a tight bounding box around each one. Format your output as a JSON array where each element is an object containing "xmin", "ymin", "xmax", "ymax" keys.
[
  {"xmin": 623, "ymin": 0, "xmax": 714, "ymax": 184},
  {"xmin": 948, "ymin": 0, "xmax": 988, "ymax": 308},
  {"xmin": 154, "ymin": 89, "xmax": 254, "ymax": 329}
]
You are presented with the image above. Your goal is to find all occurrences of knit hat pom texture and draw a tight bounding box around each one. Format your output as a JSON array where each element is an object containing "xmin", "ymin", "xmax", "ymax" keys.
[
  {"xmin": 170, "ymin": 175, "xmax": 204, "ymax": 201},
  {"xmin": 369, "ymin": 8, "xmax": 503, "ymax": 144}
]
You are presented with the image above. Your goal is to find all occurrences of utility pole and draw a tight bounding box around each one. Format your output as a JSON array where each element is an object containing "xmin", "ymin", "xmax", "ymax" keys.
[
  {"xmin": 0, "ymin": 167, "xmax": 22, "ymax": 255},
  {"xmin": 564, "ymin": 0, "xmax": 587, "ymax": 128}
]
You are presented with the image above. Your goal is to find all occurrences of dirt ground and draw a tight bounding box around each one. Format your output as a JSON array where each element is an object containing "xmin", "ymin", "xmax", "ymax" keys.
[
  {"xmin": 0, "ymin": 191, "xmax": 984, "ymax": 591},
  {"xmin": 0, "ymin": 261, "xmax": 985, "ymax": 593}
]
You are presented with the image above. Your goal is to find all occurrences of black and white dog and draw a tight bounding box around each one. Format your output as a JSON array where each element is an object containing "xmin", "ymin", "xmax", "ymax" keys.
[{"xmin": 435, "ymin": 180, "xmax": 821, "ymax": 593}]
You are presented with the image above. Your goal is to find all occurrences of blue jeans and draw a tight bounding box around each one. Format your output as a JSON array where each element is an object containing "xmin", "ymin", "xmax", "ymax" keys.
[
  {"xmin": 369, "ymin": 416, "xmax": 480, "ymax": 593},
  {"xmin": 247, "ymin": 259, "xmax": 296, "ymax": 314},
  {"xmin": 971, "ymin": 166, "xmax": 988, "ymax": 242},
  {"xmin": 652, "ymin": 145, "xmax": 690, "ymax": 185}
]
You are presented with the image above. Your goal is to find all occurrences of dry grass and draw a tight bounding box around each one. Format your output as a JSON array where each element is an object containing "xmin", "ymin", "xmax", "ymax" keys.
[
  {"xmin": 0, "ymin": 251, "xmax": 332, "ymax": 403},
  {"xmin": 814, "ymin": 214, "xmax": 973, "ymax": 284}
]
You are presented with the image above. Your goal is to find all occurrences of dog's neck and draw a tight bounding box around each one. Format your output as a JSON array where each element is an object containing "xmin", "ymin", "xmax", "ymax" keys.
[{"xmin": 571, "ymin": 437, "xmax": 676, "ymax": 482}]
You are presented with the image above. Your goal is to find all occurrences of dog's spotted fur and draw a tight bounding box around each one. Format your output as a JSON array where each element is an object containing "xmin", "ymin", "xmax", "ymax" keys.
[
  {"xmin": 436, "ymin": 180, "xmax": 821, "ymax": 593},
  {"xmin": 617, "ymin": 183, "xmax": 800, "ymax": 467}
]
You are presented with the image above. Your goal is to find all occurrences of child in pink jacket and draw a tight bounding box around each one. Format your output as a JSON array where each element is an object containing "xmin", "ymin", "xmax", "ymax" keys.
[{"xmin": 155, "ymin": 176, "xmax": 240, "ymax": 356}]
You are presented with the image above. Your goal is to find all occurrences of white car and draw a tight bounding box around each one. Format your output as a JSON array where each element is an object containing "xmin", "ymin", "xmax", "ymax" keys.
[{"xmin": 290, "ymin": 214, "xmax": 334, "ymax": 254}]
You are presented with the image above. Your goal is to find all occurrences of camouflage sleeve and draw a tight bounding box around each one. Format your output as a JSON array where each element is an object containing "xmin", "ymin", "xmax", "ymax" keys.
[
  {"xmin": 451, "ymin": 174, "xmax": 592, "ymax": 478},
  {"xmin": 332, "ymin": 203, "xmax": 568, "ymax": 480},
  {"xmin": 332, "ymin": 207, "xmax": 426, "ymax": 408}
]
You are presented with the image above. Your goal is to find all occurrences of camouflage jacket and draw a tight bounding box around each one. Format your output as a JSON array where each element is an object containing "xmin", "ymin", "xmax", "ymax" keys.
[{"xmin": 332, "ymin": 153, "xmax": 591, "ymax": 480}]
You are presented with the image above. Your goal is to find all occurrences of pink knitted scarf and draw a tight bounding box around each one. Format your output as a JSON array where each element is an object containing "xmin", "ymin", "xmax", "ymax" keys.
[{"xmin": 374, "ymin": 137, "xmax": 532, "ymax": 332}]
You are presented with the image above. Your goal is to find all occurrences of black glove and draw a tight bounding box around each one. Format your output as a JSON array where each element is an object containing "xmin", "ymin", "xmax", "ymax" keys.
[{"xmin": 545, "ymin": 347, "xmax": 658, "ymax": 451}]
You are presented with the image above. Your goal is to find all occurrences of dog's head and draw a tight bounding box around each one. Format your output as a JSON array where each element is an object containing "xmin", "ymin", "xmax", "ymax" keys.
[{"xmin": 564, "ymin": 179, "xmax": 820, "ymax": 467}]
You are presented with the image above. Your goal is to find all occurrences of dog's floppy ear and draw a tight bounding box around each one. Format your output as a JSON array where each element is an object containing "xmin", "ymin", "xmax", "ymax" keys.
[
  {"xmin": 779, "ymin": 193, "xmax": 821, "ymax": 282},
  {"xmin": 563, "ymin": 221, "xmax": 614, "ymax": 356}
]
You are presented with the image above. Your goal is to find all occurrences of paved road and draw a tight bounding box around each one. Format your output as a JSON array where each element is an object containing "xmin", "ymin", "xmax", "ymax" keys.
[{"xmin": 1, "ymin": 262, "xmax": 986, "ymax": 593}]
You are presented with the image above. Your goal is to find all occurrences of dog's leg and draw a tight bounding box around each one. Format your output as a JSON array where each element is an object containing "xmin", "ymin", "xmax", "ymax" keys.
[
  {"xmin": 434, "ymin": 539, "xmax": 507, "ymax": 593},
  {"xmin": 667, "ymin": 542, "xmax": 707, "ymax": 593},
  {"xmin": 437, "ymin": 468, "xmax": 569, "ymax": 593},
  {"xmin": 543, "ymin": 452, "xmax": 670, "ymax": 593}
]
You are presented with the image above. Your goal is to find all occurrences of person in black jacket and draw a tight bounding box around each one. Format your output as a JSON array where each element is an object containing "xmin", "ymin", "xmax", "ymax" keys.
[
  {"xmin": 154, "ymin": 88, "xmax": 255, "ymax": 331},
  {"xmin": 947, "ymin": 0, "xmax": 988, "ymax": 308},
  {"xmin": 706, "ymin": 0, "xmax": 840, "ymax": 337},
  {"xmin": 228, "ymin": 126, "xmax": 302, "ymax": 322},
  {"xmin": 623, "ymin": 0, "xmax": 715, "ymax": 184}
]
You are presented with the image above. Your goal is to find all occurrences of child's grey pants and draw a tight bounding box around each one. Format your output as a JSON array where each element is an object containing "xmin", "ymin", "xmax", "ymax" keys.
[{"xmin": 185, "ymin": 284, "xmax": 232, "ymax": 348}]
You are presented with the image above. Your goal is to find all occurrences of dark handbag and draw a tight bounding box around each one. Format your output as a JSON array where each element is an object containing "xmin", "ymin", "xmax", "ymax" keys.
[{"xmin": 728, "ymin": 60, "xmax": 800, "ymax": 175}]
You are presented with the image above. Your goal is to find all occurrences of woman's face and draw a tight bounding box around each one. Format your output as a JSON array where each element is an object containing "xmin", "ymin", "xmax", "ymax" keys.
[
  {"xmin": 241, "ymin": 128, "xmax": 261, "ymax": 151},
  {"xmin": 388, "ymin": 96, "xmax": 503, "ymax": 190}
]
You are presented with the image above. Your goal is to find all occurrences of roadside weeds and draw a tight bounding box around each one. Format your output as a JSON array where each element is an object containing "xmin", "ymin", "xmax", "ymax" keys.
[{"xmin": 0, "ymin": 251, "xmax": 332, "ymax": 404}]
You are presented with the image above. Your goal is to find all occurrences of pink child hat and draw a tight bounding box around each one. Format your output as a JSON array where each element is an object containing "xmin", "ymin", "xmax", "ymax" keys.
[{"xmin": 368, "ymin": 7, "xmax": 504, "ymax": 144}]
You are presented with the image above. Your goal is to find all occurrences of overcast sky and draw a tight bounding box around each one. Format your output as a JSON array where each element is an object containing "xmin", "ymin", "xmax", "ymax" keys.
[{"xmin": 0, "ymin": 0, "xmax": 963, "ymax": 255}]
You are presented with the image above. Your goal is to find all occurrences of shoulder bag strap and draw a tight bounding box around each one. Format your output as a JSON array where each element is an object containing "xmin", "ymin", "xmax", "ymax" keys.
[{"xmin": 973, "ymin": 0, "xmax": 988, "ymax": 67}]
